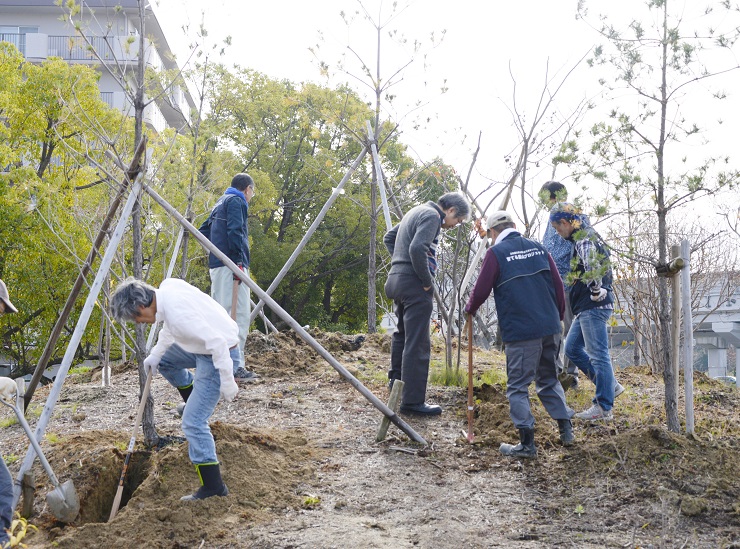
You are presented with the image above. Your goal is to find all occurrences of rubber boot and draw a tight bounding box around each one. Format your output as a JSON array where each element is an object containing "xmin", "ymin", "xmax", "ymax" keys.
[
  {"xmin": 499, "ymin": 428, "xmax": 537, "ymax": 459},
  {"xmin": 181, "ymin": 463, "xmax": 229, "ymax": 501},
  {"xmin": 176, "ymin": 384, "xmax": 192, "ymax": 417},
  {"xmin": 558, "ymin": 419, "xmax": 574, "ymax": 446}
]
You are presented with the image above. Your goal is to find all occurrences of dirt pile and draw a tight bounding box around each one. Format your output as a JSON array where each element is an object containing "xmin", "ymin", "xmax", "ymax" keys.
[{"xmin": 0, "ymin": 331, "xmax": 737, "ymax": 548}]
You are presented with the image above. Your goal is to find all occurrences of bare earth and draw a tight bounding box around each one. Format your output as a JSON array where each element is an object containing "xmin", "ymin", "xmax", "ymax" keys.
[{"xmin": 1, "ymin": 331, "xmax": 738, "ymax": 548}]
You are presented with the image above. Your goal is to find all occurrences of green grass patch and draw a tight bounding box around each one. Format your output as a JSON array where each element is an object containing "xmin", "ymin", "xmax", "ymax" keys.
[{"xmin": 69, "ymin": 365, "xmax": 93, "ymax": 375}]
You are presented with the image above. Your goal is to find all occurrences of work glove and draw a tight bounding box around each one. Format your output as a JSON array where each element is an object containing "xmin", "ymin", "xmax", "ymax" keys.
[
  {"xmin": 219, "ymin": 369, "xmax": 239, "ymax": 402},
  {"xmin": 590, "ymin": 288, "xmax": 608, "ymax": 302},
  {"xmin": 0, "ymin": 377, "xmax": 17, "ymax": 403},
  {"xmin": 233, "ymin": 263, "xmax": 244, "ymax": 284},
  {"xmin": 143, "ymin": 355, "xmax": 160, "ymax": 377}
]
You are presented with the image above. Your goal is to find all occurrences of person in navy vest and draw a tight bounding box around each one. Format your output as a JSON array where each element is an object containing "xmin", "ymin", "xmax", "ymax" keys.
[
  {"xmin": 549, "ymin": 202, "xmax": 620, "ymax": 421},
  {"xmin": 465, "ymin": 211, "xmax": 574, "ymax": 458}
]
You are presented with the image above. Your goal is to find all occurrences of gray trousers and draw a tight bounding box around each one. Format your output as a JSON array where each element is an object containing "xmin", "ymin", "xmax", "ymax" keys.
[
  {"xmin": 385, "ymin": 273, "xmax": 434, "ymax": 406},
  {"xmin": 210, "ymin": 265, "xmax": 250, "ymax": 370},
  {"xmin": 505, "ymin": 334, "xmax": 574, "ymax": 429},
  {"xmin": 556, "ymin": 288, "xmax": 578, "ymax": 377}
]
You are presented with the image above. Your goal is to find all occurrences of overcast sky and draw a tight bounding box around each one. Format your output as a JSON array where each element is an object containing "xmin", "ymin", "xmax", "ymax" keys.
[{"xmin": 152, "ymin": 0, "xmax": 740, "ymax": 226}]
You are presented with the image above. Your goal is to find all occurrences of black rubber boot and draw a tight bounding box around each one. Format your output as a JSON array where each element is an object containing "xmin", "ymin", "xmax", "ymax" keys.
[
  {"xmin": 176, "ymin": 384, "xmax": 193, "ymax": 417},
  {"xmin": 180, "ymin": 463, "xmax": 229, "ymax": 501},
  {"xmin": 499, "ymin": 428, "xmax": 537, "ymax": 458},
  {"xmin": 178, "ymin": 384, "xmax": 193, "ymax": 403},
  {"xmin": 558, "ymin": 419, "xmax": 574, "ymax": 446}
]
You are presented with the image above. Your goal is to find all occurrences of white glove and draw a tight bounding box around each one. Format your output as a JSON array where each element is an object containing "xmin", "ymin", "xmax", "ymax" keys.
[
  {"xmin": 0, "ymin": 377, "xmax": 17, "ymax": 403},
  {"xmin": 590, "ymin": 288, "xmax": 608, "ymax": 302},
  {"xmin": 143, "ymin": 355, "xmax": 160, "ymax": 376},
  {"xmin": 219, "ymin": 370, "xmax": 238, "ymax": 402}
]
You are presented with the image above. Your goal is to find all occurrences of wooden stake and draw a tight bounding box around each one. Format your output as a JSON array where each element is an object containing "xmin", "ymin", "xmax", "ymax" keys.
[{"xmin": 376, "ymin": 381, "xmax": 404, "ymax": 442}]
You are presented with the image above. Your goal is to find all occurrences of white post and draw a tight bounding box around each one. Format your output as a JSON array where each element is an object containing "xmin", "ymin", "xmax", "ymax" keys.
[{"xmin": 681, "ymin": 239, "xmax": 694, "ymax": 434}]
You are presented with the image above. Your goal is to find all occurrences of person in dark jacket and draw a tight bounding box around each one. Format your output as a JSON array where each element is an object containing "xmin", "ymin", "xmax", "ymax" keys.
[
  {"xmin": 200, "ymin": 173, "xmax": 259, "ymax": 383},
  {"xmin": 384, "ymin": 192, "xmax": 470, "ymax": 416},
  {"xmin": 465, "ymin": 211, "xmax": 574, "ymax": 458},
  {"xmin": 0, "ymin": 279, "xmax": 18, "ymax": 545},
  {"xmin": 549, "ymin": 202, "xmax": 618, "ymax": 421}
]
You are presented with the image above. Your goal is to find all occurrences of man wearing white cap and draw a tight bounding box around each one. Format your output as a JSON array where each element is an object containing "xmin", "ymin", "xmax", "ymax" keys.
[
  {"xmin": 0, "ymin": 279, "xmax": 18, "ymax": 546},
  {"xmin": 465, "ymin": 212, "xmax": 574, "ymax": 458}
]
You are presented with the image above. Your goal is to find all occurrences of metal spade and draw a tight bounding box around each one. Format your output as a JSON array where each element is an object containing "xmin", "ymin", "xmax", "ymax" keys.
[{"xmin": 0, "ymin": 396, "xmax": 80, "ymax": 523}]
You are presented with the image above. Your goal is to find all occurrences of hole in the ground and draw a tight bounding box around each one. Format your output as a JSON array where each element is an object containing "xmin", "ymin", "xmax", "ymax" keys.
[{"xmin": 75, "ymin": 450, "xmax": 151, "ymax": 524}]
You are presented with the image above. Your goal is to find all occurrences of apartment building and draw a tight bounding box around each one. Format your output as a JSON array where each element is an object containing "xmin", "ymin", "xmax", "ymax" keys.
[{"xmin": 0, "ymin": 0, "xmax": 194, "ymax": 133}]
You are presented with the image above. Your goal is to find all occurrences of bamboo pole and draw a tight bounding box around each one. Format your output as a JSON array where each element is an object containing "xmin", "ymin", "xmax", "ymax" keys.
[
  {"xmin": 142, "ymin": 183, "xmax": 427, "ymax": 445},
  {"xmin": 13, "ymin": 177, "xmax": 145, "ymax": 509},
  {"xmin": 249, "ymin": 147, "xmax": 368, "ymax": 324}
]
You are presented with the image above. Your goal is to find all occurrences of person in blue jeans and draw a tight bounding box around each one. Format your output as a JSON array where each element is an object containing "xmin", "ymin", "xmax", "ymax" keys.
[
  {"xmin": 550, "ymin": 203, "xmax": 618, "ymax": 421},
  {"xmin": 111, "ymin": 277, "xmax": 239, "ymax": 500},
  {"xmin": 0, "ymin": 279, "xmax": 19, "ymax": 545}
]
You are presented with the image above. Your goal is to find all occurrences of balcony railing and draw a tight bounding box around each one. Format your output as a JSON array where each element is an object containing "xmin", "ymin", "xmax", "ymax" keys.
[
  {"xmin": 47, "ymin": 35, "xmax": 116, "ymax": 61},
  {"xmin": 0, "ymin": 33, "xmax": 24, "ymax": 56},
  {"xmin": 100, "ymin": 92, "xmax": 114, "ymax": 108}
]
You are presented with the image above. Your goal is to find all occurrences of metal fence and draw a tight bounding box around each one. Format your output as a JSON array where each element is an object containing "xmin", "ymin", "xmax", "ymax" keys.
[
  {"xmin": 0, "ymin": 33, "xmax": 24, "ymax": 55},
  {"xmin": 47, "ymin": 35, "xmax": 116, "ymax": 61}
]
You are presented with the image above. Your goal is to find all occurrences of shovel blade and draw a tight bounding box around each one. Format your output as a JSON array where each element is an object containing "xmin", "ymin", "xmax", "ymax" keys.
[{"xmin": 46, "ymin": 479, "xmax": 79, "ymax": 523}]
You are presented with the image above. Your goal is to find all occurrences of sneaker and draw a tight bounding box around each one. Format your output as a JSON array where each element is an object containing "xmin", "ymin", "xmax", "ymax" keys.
[
  {"xmin": 614, "ymin": 382, "xmax": 625, "ymax": 399},
  {"xmin": 176, "ymin": 402, "xmax": 186, "ymax": 417},
  {"xmin": 574, "ymin": 403, "xmax": 613, "ymax": 421},
  {"xmin": 234, "ymin": 367, "xmax": 260, "ymax": 383}
]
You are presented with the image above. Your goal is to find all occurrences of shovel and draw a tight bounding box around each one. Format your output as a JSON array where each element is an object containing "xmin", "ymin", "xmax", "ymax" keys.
[
  {"xmin": 0, "ymin": 396, "xmax": 79, "ymax": 522},
  {"xmin": 464, "ymin": 314, "xmax": 475, "ymax": 443}
]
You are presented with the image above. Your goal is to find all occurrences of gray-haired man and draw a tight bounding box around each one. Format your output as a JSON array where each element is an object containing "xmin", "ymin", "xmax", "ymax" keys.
[
  {"xmin": 384, "ymin": 192, "xmax": 470, "ymax": 416},
  {"xmin": 111, "ymin": 277, "xmax": 239, "ymax": 500}
]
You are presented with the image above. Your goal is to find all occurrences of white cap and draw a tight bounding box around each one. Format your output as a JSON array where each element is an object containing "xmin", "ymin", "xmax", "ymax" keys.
[
  {"xmin": 0, "ymin": 280, "xmax": 18, "ymax": 314},
  {"xmin": 485, "ymin": 210, "xmax": 514, "ymax": 230}
]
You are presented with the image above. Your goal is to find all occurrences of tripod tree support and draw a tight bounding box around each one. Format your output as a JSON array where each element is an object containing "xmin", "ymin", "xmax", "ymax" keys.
[{"xmin": 142, "ymin": 183, "xmax": 428, "ymax": 446}]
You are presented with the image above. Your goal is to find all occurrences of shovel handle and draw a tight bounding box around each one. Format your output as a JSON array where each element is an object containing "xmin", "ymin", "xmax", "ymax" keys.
[
  {"xmin": 231, "ymin": 278, "xmax": 239, "ymax": 320},
  {"xmin": 0, "ymin": 399, "xmax": 61, "ymax": 487},
  {"xmin": 109, "ymin": 370, "xmax": 153, "ymax": 521},
  {"xmin": 467, "ymin": 314, "xmax": 475, "ymax": 443}
]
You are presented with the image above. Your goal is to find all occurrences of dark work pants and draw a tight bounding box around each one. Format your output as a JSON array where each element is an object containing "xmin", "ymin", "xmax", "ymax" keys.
[
  {"xmin": 385, "ymin": 273, "xmax": 434, "ymax": 406},
  {"xmin": 0, "ymin": 457, "xmax": 12, "ymax": 546}
]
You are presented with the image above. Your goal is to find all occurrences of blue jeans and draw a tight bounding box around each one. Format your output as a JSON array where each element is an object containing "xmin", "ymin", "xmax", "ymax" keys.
[
  {"xmin": 565, "ymin": 308, "xmax": 615, "ymax": 410},
  {"xmin": 0, "ymin": 457, "xmax": 12, "ymax": 546},
  {"xmin": 158, "ymin": 344, "xmax": 239, "ymax": 465}
]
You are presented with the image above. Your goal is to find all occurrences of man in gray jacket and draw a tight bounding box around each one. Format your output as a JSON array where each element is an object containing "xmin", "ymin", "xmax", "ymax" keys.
[{"xmin": 384, "ymin": 193, "xmax": 470, "ymax": 415}]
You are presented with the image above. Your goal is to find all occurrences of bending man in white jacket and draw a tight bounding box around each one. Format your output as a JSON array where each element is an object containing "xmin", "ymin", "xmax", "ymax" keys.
[{"xmin": 111, "ymin": 277, "xmax": 239, "ymax": 501}]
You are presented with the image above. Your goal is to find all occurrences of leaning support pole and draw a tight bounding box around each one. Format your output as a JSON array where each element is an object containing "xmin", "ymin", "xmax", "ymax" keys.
[
  {"xmin": 24, "ymin": 182, "xmax": 127, "ymax": 409},
  {"xmin": 12, "ymin": 178, "xmax": 145, "ymax": 508},
  {"xmin": 249, "ymin": 147, "xmax": 368, "ymax": 324},
  {"xmin": 366, "ymin": 121, "xmax": 393, "ymax": 232},
  {"xmin": 23, "ymin": 139, "xmax": 147, "ymax": 410},
  {"xmin": 143, "ymin": 183, "xmax": 427, "ymax": 445}
]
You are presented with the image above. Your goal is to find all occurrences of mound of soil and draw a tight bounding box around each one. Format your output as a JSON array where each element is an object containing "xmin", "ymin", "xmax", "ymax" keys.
[{"xmin": 1, "ymin": 331, "xmax": 738, "ymax": 548}]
